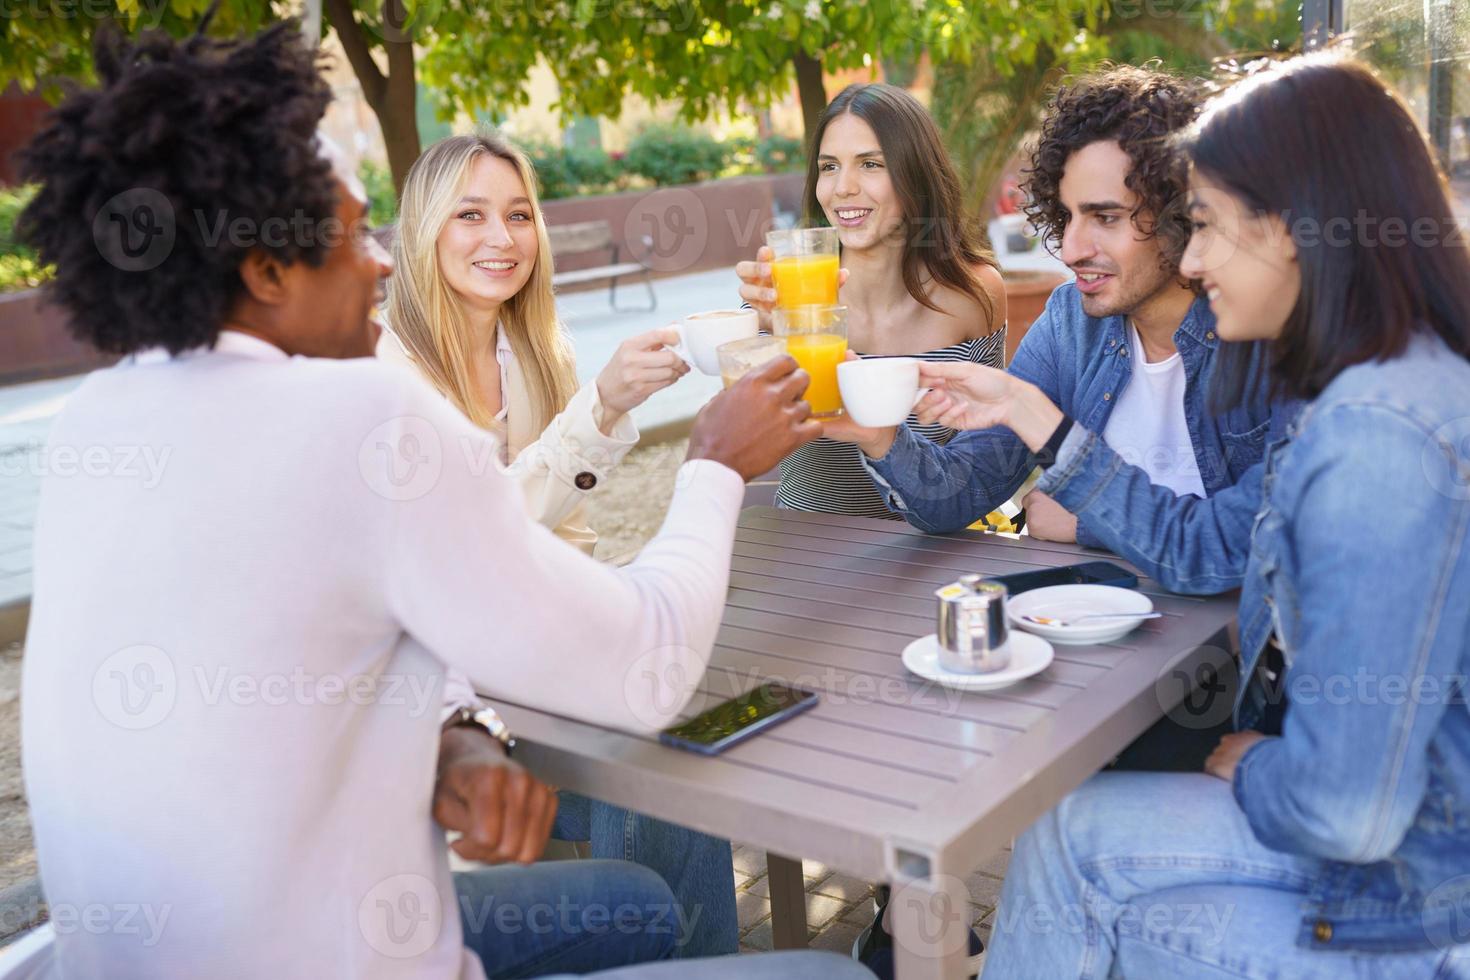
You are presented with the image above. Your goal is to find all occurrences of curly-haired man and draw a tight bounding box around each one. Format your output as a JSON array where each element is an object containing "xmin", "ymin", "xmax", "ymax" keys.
[{"xmin": 836, "ymin": 65, "xmax": 1286, "ymax": 594}]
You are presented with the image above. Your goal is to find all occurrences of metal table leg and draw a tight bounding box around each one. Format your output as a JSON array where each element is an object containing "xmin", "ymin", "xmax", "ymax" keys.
[{"xmin": 766, "ymin": 853, "xmax": 809, "ymax": 949}]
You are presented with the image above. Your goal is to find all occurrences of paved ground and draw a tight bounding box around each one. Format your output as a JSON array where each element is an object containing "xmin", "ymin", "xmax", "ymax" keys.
[{"xmin": 729, "ymin": 846, "xmax": 1008, "ymax": 958}]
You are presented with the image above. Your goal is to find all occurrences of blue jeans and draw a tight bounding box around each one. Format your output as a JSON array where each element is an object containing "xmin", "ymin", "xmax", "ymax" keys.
[
  {"xmin": 456, "ymin": 861, "xmax": 862, "ymax": 979},
  {"xmin": 556, "ymin": 950, "xmax": 872, "ymax": 978},
  {"xmin": 455, "ymin": 860, "xmax": 677, "ymax": 977},
  {"xmin": 553, "ymin": 792, "xmax": 738, "ymax": 959},
  {"xmin": 984, "ymin": 772, "xmax": 1470, "ymax": 978}
]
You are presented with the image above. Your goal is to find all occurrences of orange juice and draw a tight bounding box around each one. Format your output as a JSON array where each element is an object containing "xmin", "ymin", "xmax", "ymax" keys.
[
  {"xmin": 785, "ymin": 333, "xmax": 847, "ymax": 415},
  {"xmin": 772, "ymin": 254, "xmax": 840, "ymax": 308}
]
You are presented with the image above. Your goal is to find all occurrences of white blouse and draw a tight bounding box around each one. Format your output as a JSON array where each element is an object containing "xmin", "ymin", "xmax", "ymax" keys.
[{"xmin": 376, "ymin": 325, "xmax": 639, "ymax": 553}]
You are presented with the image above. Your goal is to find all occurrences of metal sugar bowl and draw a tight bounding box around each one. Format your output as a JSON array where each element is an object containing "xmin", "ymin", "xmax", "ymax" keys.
[{"xmin": 934, "ymin": 574, "xmax": 1011, "ymax": 674}]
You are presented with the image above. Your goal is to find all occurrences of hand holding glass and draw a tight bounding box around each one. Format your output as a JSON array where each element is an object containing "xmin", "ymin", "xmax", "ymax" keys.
[
  {"xmin": 766, "ymin": 228, "xmax": 840, "ymax": 309},
  {"xmin": 717, "ymin": 335, "xmax": 788, "ymax": 389}
]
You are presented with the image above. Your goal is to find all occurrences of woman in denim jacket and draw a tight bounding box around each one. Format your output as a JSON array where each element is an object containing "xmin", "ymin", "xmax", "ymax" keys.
[{"xmin": 919, "ymin": 54, "xmax": 1470, "ymax": 977}]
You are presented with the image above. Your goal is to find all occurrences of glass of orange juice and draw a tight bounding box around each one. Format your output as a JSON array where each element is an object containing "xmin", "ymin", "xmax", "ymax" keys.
[
  {"xmin": 773, "ymin": 305, "xmax": 848, "ymax": 417},
  {"xmin": 766, "ymin": 228, "xmax": 840, "ymax": 309}
]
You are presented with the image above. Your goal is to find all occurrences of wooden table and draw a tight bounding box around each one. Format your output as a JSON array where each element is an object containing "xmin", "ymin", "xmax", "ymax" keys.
[{"xmin": 492, "ymin": 507, "xmax": 1239, "ymax": 978}]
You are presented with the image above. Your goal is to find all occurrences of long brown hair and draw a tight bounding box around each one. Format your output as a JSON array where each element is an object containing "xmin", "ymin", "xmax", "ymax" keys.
[
  {"xmin": 801, "ymin": 83, "xmax": 999, "ymax": 325},
  {"xmin": 1190, "ymin": 54, "xmax": 1470, "ymax": 407}
]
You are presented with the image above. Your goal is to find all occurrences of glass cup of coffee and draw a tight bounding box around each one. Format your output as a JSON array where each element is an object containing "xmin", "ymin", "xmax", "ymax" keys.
[
  {"xmin": 672, "ymin": 309, "xmax": 760, "ymax": 375},
  {"xmin": 716, "ymin": 335, "xmax": 788, "ymax": 389}
]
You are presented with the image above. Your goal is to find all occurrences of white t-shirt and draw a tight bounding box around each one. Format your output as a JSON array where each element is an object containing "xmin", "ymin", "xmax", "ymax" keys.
[
  {"xmin": 1101, "ymin": 324, "xmax": 1206, "ymax": 499},
  {"xmin": 22, "ymin": 331, "xmax": 744, "ymax": 978}
]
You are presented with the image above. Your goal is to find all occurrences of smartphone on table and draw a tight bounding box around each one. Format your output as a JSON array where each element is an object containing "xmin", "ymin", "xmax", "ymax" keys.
[
  {"xmin": 659, "ymin": 681, "xmax": 818, "ymax": 756},
  {"xmin": 984, "ymin": 560, "xmax": 1138, "ymax": 596}
]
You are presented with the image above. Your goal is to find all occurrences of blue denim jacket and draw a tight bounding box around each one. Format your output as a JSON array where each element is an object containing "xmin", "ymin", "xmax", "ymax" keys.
[
  {"xmin": 1048, "ymin": 332, "xmax": 1470, "ymax": 953},
  {"xmin": 864, "ymin": 284, "xmax": 1275, "ymax": 590},
  {"xmin": 1036, "ymin": 397, "xmax": 1303, "ymax": 594}
]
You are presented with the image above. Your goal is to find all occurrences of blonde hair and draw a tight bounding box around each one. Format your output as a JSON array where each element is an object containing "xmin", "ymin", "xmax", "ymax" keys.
[{"xmin": 386, "ymin": 132, "xmax": 577, "ymax": 433}]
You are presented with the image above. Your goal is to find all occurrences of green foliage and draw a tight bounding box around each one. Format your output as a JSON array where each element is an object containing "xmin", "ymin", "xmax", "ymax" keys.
[
  {"xmin": 934, "ymin": 0, "xmax": 1305, "ymax": 215},
  {"xmin": 0, "ymin": 185, "xmax": 34, "ymax": 248},
  {"xmin": 0, "ymin": 184, "xmax": 52, "ymax": 292},
  {"xmin": 563, "ymin": 146, "xmax": 621, "ymax": 193},
  {"xmin": 522, "ymin": 143, "xmax": 622, "ymax": 200},
  {"xmin": 0, "ymin": 254, "xmax": 51, "ymax": 293},
  {"xmin": 755, "ymin": 134, "xmax": 805, "ymax": 173},
  {"xmin": 521, "ymin": 128, "xmax": 801, "ymax": 199},
  {"xmin": 0, "ymin": 0, "xmax": 1306, "ymax": 215},
  {"xmin": 359, "ymin": 160, "xmax": 399, "ymax": 227},
  {"xmin": 0, "ymin": 1, "xmax": 274, "ymax": 95},
  {"xmin": 623, "ymin": 124, "xmax": 730, "ymax": 187}
]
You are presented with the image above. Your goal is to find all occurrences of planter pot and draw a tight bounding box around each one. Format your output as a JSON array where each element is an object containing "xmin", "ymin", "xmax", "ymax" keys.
[
  {"xmin": 1000, "ymin": 268, "xmax": 1066, "ymax": 366},
  {"xmin": 0, "ymin": 288, "xmax": 116, "ymax": 386}
]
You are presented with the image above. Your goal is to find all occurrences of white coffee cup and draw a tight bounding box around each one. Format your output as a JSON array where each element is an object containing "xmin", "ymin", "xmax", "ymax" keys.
[
  {"xmin": 672, "ymin": 309, "xmax": 760, "ymax": 375},
  {"xmin": 837, "ymin": 356, "xmax": 924, "ymax": 427}
]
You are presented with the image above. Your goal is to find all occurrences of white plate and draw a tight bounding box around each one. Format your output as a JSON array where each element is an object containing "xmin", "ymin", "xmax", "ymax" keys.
[
  {"xmin": 1008, "ymin": 584, "xmax": 1154, "ymax": 645},
  {"xmin": 901, "ymin": 632, "xmax": 1055, "ymax": 692}
]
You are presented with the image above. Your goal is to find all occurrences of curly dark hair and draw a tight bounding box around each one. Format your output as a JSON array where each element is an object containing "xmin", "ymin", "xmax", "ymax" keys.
[
  {"xmin": 1022, "ymin": 64, "xmax": 1202, "ymax": 275},
  {"xmin": 16, "ymin": 18, "xmax": 337, "ymax": 355}
]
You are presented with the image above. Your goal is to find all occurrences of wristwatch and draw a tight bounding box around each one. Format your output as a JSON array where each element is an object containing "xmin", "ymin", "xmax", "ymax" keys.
[{"xmin": 442, "ymin": 704, "xmax": 517, "ymax": 757}]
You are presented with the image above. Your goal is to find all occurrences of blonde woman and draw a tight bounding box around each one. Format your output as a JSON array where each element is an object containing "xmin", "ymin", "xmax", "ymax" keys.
[
  {"xmin": 380, "ymin": 132, "xmax": 739, "ymax": 958},
  {"xmin": 381, "ymin": 132, "xmax": 688, "ymax": 553}
]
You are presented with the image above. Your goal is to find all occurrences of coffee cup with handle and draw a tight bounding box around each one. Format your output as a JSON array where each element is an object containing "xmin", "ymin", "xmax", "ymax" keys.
[
  {"xmin": 836, "ymin": 356, "xmax": 926, "ymax": 427},
  {"xmin": 672, "ymin": 309, "xmax": 760, "ymax": 375}
]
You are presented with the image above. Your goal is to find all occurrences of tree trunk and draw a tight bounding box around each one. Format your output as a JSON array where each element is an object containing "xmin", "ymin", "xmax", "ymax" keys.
[
  {"xmin": 792, "ymin": 50, "xmax": 828, "ymax": 153},
  {"xmin": 324, "ymin": 0, "xmax": 422, "ymax": 197},
  {"xmin": 378, "ymin": 41, "xmax": 420, "ymax": 196}
]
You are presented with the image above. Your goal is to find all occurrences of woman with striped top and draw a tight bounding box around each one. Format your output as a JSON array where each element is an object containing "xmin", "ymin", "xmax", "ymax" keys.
[{"xmin": 737, "ymin": 82, "xmax": 1008, "ymax": 519}]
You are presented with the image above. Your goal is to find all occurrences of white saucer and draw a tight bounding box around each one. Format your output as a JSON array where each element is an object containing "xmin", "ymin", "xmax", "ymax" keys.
[
  {"xmin": 1008, "ymin": 584, "xmax": 1154, "ymax": 645},
  {"xmin": 901, "ymin": 632, "xmax": 1055, "ymax": 692}
]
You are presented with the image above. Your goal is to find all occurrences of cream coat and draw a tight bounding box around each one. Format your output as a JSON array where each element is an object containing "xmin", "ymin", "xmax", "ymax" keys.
[{"xmin": 376, "ymin": 326, "xmax": 639, "ymax": 555}]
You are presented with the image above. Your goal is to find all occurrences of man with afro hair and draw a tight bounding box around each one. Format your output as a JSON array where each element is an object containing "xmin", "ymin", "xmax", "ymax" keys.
[{"xmin": 17, "ymin": 14, "xmax": 860, "ymax": 980}]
